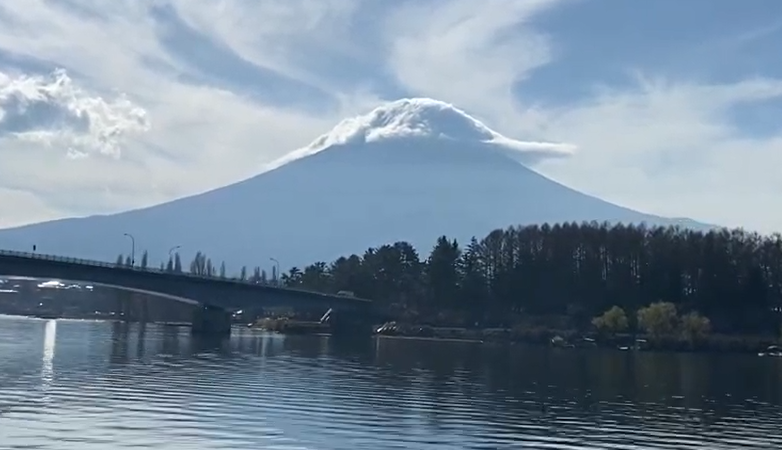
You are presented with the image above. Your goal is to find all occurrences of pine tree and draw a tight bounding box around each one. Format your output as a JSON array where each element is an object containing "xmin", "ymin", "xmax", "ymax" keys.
[
  {"xmin": 140, "ymin": 222, "xmax": 782, "ymax": 336},
  {"xmin": 251, "ymin": 266, "xmax": 262, "ymax": 283},
  {"xmin": 426, "ymin": 236, "xmax": 461, "ymax": 312}
]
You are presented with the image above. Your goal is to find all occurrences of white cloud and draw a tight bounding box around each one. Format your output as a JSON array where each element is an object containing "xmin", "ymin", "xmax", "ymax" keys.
[
  {"xmin": 0, "ymin": 69, "xmax": 149, "ymax": 158},
  {"xmin": 165, "ymin": 0, "xmax": 362, "ymax": 90},
  {"xmin": 0, "ymin": 0, "xmax": 361, "ymax": 226},
  {"xmin": 265, "ymin": 97, "xmax": 574, "ymax": 171},
  {"xmin": 532, "ymin": 77, "xmax": 782, "ymax": 230},
  {"xmin": 0, "ymin": 0, "xmax": 779, "ymax": 234},
  {"xmin": 385, "ymin": 0, "xmax": 564, "ymax": 133},
  {"xmin": 382, "ymin": 0, "xmax": 782, "ymax": 232}
]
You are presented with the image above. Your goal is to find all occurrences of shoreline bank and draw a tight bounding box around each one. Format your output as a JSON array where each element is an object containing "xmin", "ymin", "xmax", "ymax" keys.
[
  {"xmin": 374, "ymin": 322, "xmax": 782, "ymax": 355},
  {"xmin": 3, "ymin": 311, "xmax": 779, "ymax": 356}
]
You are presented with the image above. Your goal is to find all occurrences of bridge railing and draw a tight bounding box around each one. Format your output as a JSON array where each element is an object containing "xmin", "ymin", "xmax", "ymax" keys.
[{"xmin": 0, "ymin": 249, "xmax": 364, "ymax": 301}]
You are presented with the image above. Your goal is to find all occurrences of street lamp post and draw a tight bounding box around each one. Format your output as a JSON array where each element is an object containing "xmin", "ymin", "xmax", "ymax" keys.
[
  {"xmin": 270, "ymin": 257, "xmax": 280, "ymax": 286},
  {"xmin": 123, "ymin": 233, "xmax": 135, "ymax": 267}
]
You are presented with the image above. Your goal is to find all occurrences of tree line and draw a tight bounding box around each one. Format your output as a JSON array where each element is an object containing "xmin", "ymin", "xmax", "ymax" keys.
[
  {"xmin": 116, "ymin": 222, "xmax": 782, "ymax": 337},
  {"xmin": 114, "ymin": 250, "xmax": 281, "ymax": 284}
]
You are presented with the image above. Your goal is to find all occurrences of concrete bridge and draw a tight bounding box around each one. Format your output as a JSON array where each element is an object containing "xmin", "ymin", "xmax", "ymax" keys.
[{"xmin": 0, "ymin": 250, "xmax": 373, "ymax": 336}]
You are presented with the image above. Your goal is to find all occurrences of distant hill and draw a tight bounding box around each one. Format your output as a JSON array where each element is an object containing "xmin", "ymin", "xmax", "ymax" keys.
[{"xmin": 0, "ymin": 98, "xmax": 709, "ymax": 271}]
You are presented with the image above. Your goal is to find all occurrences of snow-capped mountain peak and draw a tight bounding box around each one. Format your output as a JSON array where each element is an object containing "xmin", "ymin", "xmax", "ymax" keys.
[
  {"xmin": 320, "ymin": 98, "xmax": 496, "ymax": 145},
  {"xmin": 267, "ymin": 98, "xmax": 575, "ymax": 170}
]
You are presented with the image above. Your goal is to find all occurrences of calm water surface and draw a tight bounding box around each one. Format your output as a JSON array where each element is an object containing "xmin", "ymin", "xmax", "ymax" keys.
[{"xmin": 1, "ymin": 315, "xmax": 782, "ymax": 449}]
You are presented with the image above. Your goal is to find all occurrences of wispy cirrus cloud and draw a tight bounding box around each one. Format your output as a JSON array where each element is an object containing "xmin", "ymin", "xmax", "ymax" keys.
[
  {"xmin": 381, "ymin": 0, "xmax": 782, "ymax": 231},
  {"xmin": 385, "ymin": 0, "xmax": 562, "ymax": 125},
  {"xmin": 0, "ymin": 0, "xmax": 356, "ymax": 221},
  {"xmin": 0, "ymin": 0, "xmax": 780, "ymax": 233}
]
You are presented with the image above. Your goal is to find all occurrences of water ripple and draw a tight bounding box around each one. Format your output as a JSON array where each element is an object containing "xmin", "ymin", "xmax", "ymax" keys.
[{"xmin": 1, "ymin": 317, "xmax": 781, "ymax": 449}]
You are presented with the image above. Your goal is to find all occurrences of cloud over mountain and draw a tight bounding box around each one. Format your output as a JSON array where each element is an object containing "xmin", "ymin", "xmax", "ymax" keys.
[{"xmin": 267, "ymin": 98, "xmax": 575, "ymax": 171}]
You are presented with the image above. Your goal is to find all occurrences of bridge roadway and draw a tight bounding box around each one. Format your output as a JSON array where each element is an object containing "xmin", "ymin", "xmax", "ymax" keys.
[{"xmin": 0, "ymin": 250, "xmax": 373, "ymax": 335}]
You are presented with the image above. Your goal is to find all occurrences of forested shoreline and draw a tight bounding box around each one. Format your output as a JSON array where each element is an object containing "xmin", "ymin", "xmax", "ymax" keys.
[{"xmin": 119, "ymin": 221, "xmax": 782, "ymax": 350}]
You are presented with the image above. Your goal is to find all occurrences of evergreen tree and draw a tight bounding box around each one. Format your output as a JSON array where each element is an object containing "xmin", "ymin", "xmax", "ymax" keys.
[
  {"xmin": 281, "ymin": 267, "xmax": 302, "ymax": 286},
  {"xmin": 458, "ymin": 237, "xmax": 488, "ymax": 321},
  {"xmin": 174, "ymin": 253, "xmax": 182, "ymax": 273},
  {"xmin": 189, "ymin": 252, "xmax": 207, "ymax": 275},
  {"xmin": 426, "ymin": 236, "xmax": 461, "ymax": 313},
  {"xmin": 161, "ymin": 222, "xmax": 782, "ymax": 336},
  {"xmin": 251, "ymin": 266, "xmax": 262, "ymax": 283}
]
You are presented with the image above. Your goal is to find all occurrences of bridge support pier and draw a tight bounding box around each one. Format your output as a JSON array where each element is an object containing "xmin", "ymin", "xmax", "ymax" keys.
[
  {"xmin": 118, "ymin": 295, "xmax": 132, "ymax": 322},
  {"xmin": 139, "ymin": 298, "xmax": 149, "ymax": 324},
  {"xmin": 191, "ymin": 305, "xmax": 232, "ymax": 337}
]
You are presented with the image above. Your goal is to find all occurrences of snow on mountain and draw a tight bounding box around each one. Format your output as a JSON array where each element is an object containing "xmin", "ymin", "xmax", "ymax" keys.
[
  {"xmin": 0, "ymin": 98, "xmax": 708, "ymax": 271},
  {"xmin": 265, "ymin": 98, "xmax": 575, "ymax": 171}
]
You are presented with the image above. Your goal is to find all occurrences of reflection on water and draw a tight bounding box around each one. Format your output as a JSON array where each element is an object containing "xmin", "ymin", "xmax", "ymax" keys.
[
  {"xmin": 0, "ymin": 315, "xmax": 781, "ymax": 449},
  {"xmin": 40, "ymin": 320, "xmax": 56, "ymax": 393}
]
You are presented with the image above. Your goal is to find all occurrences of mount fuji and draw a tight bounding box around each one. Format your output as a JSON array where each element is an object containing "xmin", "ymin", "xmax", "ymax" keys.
[{"xmin": 0, "ymin": 98, "xmax": 706, "ymax": 269}]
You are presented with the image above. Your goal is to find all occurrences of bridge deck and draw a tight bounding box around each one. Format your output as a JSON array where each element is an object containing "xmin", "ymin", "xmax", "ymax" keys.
[{"xmin": 0, "ymin": 249, "xmax": 371, "ymax": 306}]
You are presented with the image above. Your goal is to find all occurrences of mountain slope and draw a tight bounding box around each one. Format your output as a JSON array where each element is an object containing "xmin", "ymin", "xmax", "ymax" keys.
[{"xmin": 0, "ymin": 98, "xmax": 708, "ymax": 270}]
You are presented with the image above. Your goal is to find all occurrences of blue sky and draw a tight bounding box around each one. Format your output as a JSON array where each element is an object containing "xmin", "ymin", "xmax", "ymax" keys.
[{"xmin": 0, "ymin": 0, "xmax": 781, "ymax": 232}]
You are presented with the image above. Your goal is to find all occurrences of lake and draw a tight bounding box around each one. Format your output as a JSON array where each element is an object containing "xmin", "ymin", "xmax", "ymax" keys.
[{"xmin": 1, "ymin": 315, "xmax": 781, "ymax": 449}]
